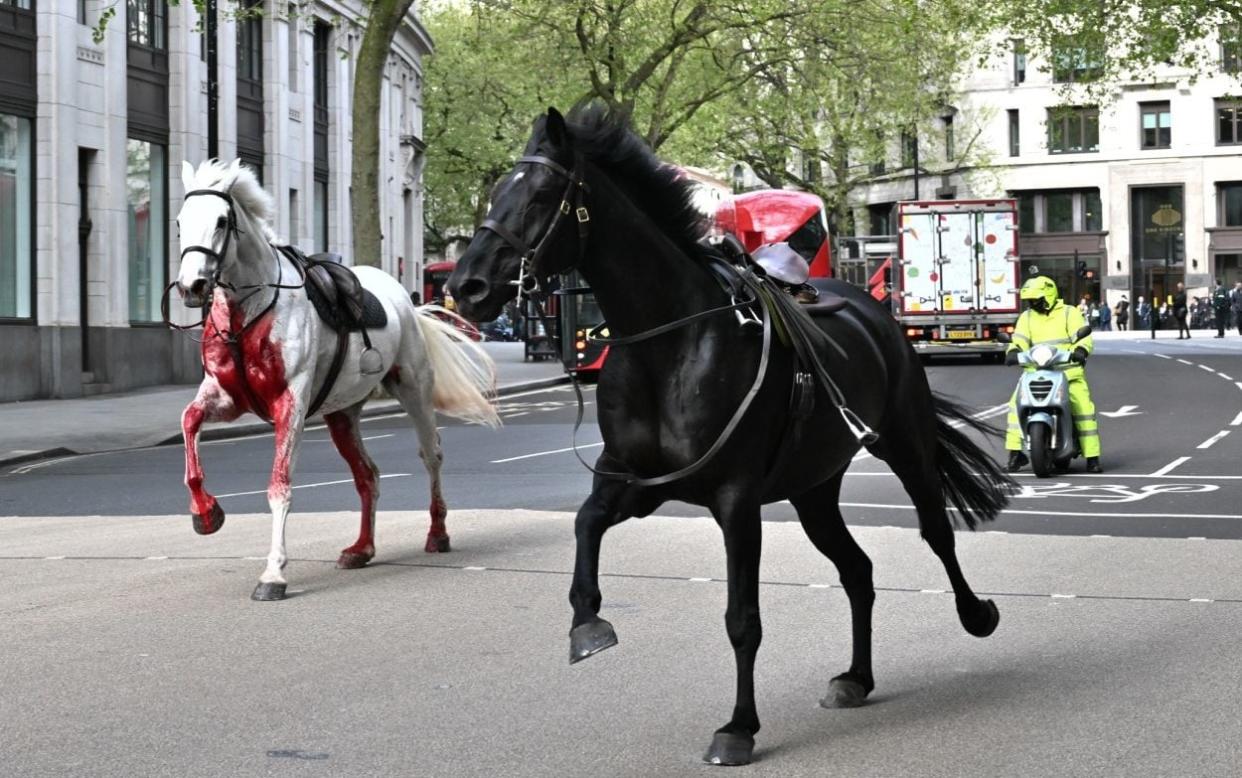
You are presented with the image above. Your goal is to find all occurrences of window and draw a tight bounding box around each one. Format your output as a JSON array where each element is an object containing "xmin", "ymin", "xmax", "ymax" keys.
[
  {"xmin": 314, "ymin": 180, "xmax": 328, "ymax": 251},
  {"xmin": 238, "ymin": 3, "xmax": 263, "ymax": 82},
  {"xmin": 787, "ymin": 212, "xmax": 827, "ymax": 263},
  {"xmin": 1217, "ymin": 99, "xmax": 1242, "ymax": 144},
  {"xmin": 943, "ymin": 115, "xmax": 954, "ymax": 161},
  {"xmin": 901, "ymin": 129, "xmax": 917, "ymax": 169},
  {"xmin": 1052, "ymin": 44, "xmax": 1102, "ymax": 83},
  {"xmin": 1085, "ymin": 190, "xmax": 1103, "ymax": 231},
  {"xmin": 287, "ymin": 3, "xmax": 299, "ymax": 92},
  {"xmin": 79, "ymin": 0, "xmax": 87, "ymax": 24},
  {"xmin": 0, "ymin": 0, "xmax": 33, "ymax": 9},
  {"xmin": 0, "ymin": 113, "xmax": 33, "ymax": 319},
  {"xmin": 1008, "ymin": 109, "xmax": 1020, "ymax": 156},
  {"xmin": 1140, "ymin": 101, "xmax": 1171, "ymax": 149},
  {"xmin": 1223, "ymin": 24, "xmax": 1241, "ymax": 73},
  {"xmin": 868, "ymin": 203, "xmax": 894, "ymax": 236},
  {"xmin": 1018, "ymin": 194, "xmax": 1035, "ymax": 233},
  {"xmin": 126, "ymin": 139, "xmax": 165, "ymax": 322},
  {"xmin": 868, "ymin": 159, "xmax": 885, "ymax": 176},
  {"xmin": 1221, "ymin": 183, "xmax": 1242, "ymax": 226},
  {"xmin": 1047, "ymin": 106, "xmax": 1099, "ymax": 154},
  {"xmin": 1012, "ymin": 39, "xmax": 1026, "ymax": 85},
  {"xmin": 1046, "ymin": 192, "xmax": 1074, "ymax": 232},
  {"xmin": 289, "ymin": 188, "xmax": 299, "ymax": 243},
  {"xmin": 126, "ymin": 0, "xmax": 166, "ymax": 49}
]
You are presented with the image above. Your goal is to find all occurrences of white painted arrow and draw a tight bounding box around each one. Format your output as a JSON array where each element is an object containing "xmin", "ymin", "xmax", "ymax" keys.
[{"xmin": 1099, "ymin": 405, "xmax": 1143, "ymax": 418}]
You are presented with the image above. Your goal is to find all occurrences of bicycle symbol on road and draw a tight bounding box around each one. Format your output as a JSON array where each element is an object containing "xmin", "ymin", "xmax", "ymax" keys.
[{"xmin": 1012, "ymin": 482, "xmax": 1218, "ymax": 504}]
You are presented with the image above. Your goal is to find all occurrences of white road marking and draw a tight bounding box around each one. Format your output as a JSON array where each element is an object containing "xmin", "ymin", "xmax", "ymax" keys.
[
  {"xmin": 1232, "ymin": 411, "xmax": 1242, "ymax": 427},
  {"xmin": 464, "ymin": 566, "xmax": 487, "ymax": 571},
  {"xmin": 1154, "ymin": 353, "xmax": 1172, "ymax": 359},
  {"xmin": 1199, "ymin": 364, "xmax": 1217, "ymax": 373},
  {"xmin": 1051, "ymin": 593, "xmax": 1077, "ymax": 599},
  {"xmin": 44, "ymin": 556, "xmax": 65, "ymax": 560},
  {"xmin": 1189, "ymin": 598, "xmax": 1214, "ymax": 603},
  {"xmin": 920, "ymin": 589, "xmax": 946, "ymax": 594},
  {"xmin": 504, "ymin": 412, "xmax": 531, "ymax": 418},
  {"xmin": 1236, "ymin": 382, "xmax": 1242, "ymax": 392},
  {"xmin": 808, "ymin": 583, "xmax": 833, "ymax": 589},
  {"xmin": 145, "ymin": 556, "xmax": 168, "ymax": 560},
  {"xmin": 1150, "ymin": 456, "xmax": 1191, "ymax": 477},
  {"xmin": 689, "ymin": 577, "xmax": 713, "ymax": 582},
  {"xmin": 1221, "ymin": 373, "xmax": 1234, "ymax": 381},
  {"xmin": 836, "ymin": 501, "xmax": 1242, "ymax": 520},
  {"xmin": 1198, "ymin": 431, "xmax": 1230, "ymax": 449},
  {"xmin": 1188, "ymin": 536, "xmax": 1207, "ymax": 541},
  {"xmin": 1177, "ymin": 358, "xmax": 1194, "ymax": 365},
  {"xmin": 216, "ymin": 472, "xmax": 412, "ymax": 499},
  {"xmin": 491, "ymin": 442, "xmax": 603, "ymax": 463}
]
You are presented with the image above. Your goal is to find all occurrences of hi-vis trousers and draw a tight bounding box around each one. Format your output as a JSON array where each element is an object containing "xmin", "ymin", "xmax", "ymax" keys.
[{"xmin": 1005, "ymin": 371, "xmax": 1101, "ymax": 458}]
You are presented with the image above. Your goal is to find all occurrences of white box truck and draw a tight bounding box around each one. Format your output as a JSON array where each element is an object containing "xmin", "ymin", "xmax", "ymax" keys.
[{"xmin": 893, "ymin": 199, "xmax": 1020, "ymax": 358}]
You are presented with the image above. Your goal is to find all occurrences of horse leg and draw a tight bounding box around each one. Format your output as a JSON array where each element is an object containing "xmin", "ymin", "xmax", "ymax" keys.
[
  {"xmin": 383, "ymin": 370, "xmax": 449, "ymax": 552},
  {"xmin": 703, "ymin": 493, "xmax": 763, "ymax": 766},
  {"xmin": 324, "ymin": 403, "xmax": 380, "ymax": 569},
  {"xmin": 567, "ymin": 470, "xmax": 633, "ymax": 663},
  {"xmin": 252, "ymin": 392, "xmax": 307, "ymax": 602},
  {"xmin": 181, "ymin": 377, "xmax": 240, "ymax": 535},
  {"xmin": 873, "ymin": 434, "xmax": 999, "ymax": 637},
  {"xmin": 789, "ymin": 473, "xmax": 876, "ymax": 709}
]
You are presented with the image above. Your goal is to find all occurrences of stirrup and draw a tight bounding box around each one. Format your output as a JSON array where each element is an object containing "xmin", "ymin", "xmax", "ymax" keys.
[{"xmin": 840, "ymin": 407, "xmax": 878, "ymax": 445}]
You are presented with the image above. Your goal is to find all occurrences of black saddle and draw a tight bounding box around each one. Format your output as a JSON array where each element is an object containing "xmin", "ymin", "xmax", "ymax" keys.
[
  {"xmin": 708, "ymin": 236, "xmax": 847, "ymax": 315},
  {"xmin": 277, "ymin": 247, "xmax": 387, "ymax": 331}
]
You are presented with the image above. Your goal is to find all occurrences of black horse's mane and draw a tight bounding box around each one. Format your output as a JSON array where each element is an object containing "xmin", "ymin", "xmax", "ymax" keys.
[{"xmin": 560, "ymin": 104, "xmax": 711, "ymax": 259}]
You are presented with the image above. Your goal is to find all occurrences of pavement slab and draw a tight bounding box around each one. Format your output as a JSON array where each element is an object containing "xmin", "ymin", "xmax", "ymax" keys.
[{"xmin": 2, "ymin": 510, "xmax": 1240, "ymax": 777}]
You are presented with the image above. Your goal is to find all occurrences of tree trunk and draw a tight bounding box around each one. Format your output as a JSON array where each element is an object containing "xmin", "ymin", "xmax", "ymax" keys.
[{"xmin": 351, "ymin": 0, "xmax": 416, "ymax": 267}]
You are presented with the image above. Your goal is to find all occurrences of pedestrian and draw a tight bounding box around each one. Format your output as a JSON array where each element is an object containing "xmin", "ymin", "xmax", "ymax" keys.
[
  {"xmin": 410, "ymin": 289, "xmax": 422, "ymax": 306},
  {"xmin": 1099, "ymin": 300, "xmax": 1112, "ymax": 331},
  {"xmin": 1232, "ymin": 281, "xmax": 1242, "ymax": 336},
  {"xmin": 1150, "ymin": 291, "xmax": 1160, "ymax": 339},
  {"xmin": 1173, "ymin": 282, "xmax": 1190, "ymax": 339},
  {"xmin": 1137, "ymin": 296, "xmax": 1149, "ymax": 329},
  {"xmin": 1115, "ymin": 295, "xmax": 1130, "ymax": 331},
  {"xmin": 1212, "ymin": 279, "xmax": 1231, "ymax": 338}
]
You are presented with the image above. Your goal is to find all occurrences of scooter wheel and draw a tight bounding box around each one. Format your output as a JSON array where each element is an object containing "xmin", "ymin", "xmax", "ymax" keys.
[{"xmin": 1029, "ymin": 423, "xmax": 1053, "ymax": 478}]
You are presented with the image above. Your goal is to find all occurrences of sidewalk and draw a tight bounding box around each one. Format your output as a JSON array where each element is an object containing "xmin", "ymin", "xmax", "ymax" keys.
[{"xmin": 0, "ymin": 341, "xmax": 566, "ymax": 466}]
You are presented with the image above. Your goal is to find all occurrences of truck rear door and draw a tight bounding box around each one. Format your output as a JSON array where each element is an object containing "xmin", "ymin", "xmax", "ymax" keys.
[{"xmin": 978, "ymin": 206, "xmax": 1019, "ymax": 314}]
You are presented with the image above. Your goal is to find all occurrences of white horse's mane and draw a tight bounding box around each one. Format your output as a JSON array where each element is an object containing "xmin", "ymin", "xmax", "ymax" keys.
[{"xmin": 189, "ymin": 159, "xmax": 279, "ymax": 243}]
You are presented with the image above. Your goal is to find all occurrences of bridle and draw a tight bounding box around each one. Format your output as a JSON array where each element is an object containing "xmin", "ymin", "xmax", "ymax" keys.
[
  {"xmin": 162, "ymin": 187, "xmax": 305, "ymax": 338},
  {"xmin": 476, "ymin": 153, "xmax": 591, "ymax": 302}
]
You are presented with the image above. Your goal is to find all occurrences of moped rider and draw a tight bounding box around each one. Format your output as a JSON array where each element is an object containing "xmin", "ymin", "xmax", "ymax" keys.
[{"xmin": 1004, "ymin": 275, "xmax": 1102, "ymax": 473}]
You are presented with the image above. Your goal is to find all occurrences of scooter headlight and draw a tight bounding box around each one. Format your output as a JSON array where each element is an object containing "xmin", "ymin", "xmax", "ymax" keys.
[{"xmin": 1029, "ymin": 345, "xmax": 1055, "ymax": 367}]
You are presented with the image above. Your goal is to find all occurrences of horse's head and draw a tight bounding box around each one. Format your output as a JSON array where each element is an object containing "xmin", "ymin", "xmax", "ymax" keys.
[
  {"xmin": 449, "ymin": 107, "xmax": 585, "ymax": 322},
  {"xmin": 175, "ymin": 159, "xmax": 246, "ymax": 307}
]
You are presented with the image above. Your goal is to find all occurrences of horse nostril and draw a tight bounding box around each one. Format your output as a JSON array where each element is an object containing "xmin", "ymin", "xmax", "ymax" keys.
[
  {"xmin": 188, "ymin": 279, "xmax": 208, "ymax": 298},
  {"xmin": 458, "ymin": 278, "xmax": 490, "ymax": 304}
]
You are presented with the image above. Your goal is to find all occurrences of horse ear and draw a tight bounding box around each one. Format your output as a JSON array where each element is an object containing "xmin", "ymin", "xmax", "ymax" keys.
[
  {"xmin": 223, "ymin": 158, "xmax": 242, "ymax": 189},
  {"xmin": 181, "ymin": 160, "xmax": 196, "ymax": 192},
  {"xmin": 546, "ymin": 107, "xmax": 568, "ymax": 147}
]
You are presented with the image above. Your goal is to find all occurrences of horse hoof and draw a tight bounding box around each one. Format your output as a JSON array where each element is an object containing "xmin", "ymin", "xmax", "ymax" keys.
[
  {"xmin": 568, "ymin": 618, "xmax": 618, "ymax": 664},
  {"xmin": 703, "ymin": 732, "xmax": 754, "ymax": 766},
  {"xmin": 821, "ymin": 675, "xmax": 870, "ymax": 709},
  {"xmin": 962, "ymin": 598, "xmax": 1000, "ymax": 637},
  {"xmin": 424, "ymin": 534, "xmax": 451, "ymax": 553},
  {"xmin": 191, "ymin": 502, "xmax": 225, "ymax": 535},
  {"xmin": 336, "ymin": 551, "xmax": 372, "ymax": 569},
  {"xmin": 251, "ymin": 582, "xmax": 287, "ymax": 602}
]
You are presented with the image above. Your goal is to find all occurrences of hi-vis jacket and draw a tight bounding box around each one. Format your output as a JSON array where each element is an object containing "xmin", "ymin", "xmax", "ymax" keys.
[{"xmin": 1006, "ymin": 300, "xmax": 1093, "ymax": 376}]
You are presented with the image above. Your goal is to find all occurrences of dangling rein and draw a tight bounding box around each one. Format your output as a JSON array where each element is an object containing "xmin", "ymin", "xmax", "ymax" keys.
[{"xmin": 568, "ymin": 259, "xmax": 878, "ymax": 488}]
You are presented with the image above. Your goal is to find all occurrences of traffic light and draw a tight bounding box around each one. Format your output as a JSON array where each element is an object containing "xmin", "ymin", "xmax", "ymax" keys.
[{"xmin": 1075, "ymin": 260, "xmax": 1088, "ymax": 278}]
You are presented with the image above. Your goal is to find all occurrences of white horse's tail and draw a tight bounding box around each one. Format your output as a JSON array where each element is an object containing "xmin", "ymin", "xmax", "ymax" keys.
[{"xmin": 413, "ymin": 305, "xmax": 502, "ymax": 428}]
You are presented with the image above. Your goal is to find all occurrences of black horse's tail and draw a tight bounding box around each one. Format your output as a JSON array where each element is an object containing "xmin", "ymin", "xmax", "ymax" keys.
[{"xmin": 932, "ymin": 393, "xmax": 1015, "ymax": 529}]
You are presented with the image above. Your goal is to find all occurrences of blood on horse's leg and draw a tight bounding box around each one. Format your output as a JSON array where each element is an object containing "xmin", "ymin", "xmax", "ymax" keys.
[
  {"xmin": 252, "ymin": 391, "xmax": 304, "ymax": 602},
  {"xmin": 182, "ymin": 379, "xmax": 238, "ymax": 535},
  {"xmin": 325, "ymin": 407, "xmax": 379, "ymax": 568}
]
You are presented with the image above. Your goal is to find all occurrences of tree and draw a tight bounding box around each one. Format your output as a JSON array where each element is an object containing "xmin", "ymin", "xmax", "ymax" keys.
[{"xmin": 981, "ymin": 1, "xmax": 1242, "ymax": 98}]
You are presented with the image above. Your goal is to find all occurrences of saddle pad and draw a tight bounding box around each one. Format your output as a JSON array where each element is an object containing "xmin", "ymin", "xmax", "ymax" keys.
[{"xmin": 302, "ymin": 267, "xmax": 389, "ymax": 331}]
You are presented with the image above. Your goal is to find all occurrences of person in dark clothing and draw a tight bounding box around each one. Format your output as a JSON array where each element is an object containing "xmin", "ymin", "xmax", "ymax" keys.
[
  {"xmin": 1149, "ymin": 290, "xmax": 1160, "ymax": 339},
  {"xmin": 1212, "ymin": 280, "xmax": 1231, "ymax": 338},
  {"xmin": 1173, "ymin": 282, "xmax": 1190, "ymax": 339},
  {"xmin": 1232, "ymin": 281, "xmax": 1242, "ymax": 336},
  {"xmin": 1115, "ymin": 296, "xmax": 1130, "ymax": 331}
]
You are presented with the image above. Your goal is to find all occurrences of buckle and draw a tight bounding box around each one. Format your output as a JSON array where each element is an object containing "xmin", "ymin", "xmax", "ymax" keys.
[{"xmin": 576, "ymin": 207, "xmax": 590, "ymax": 223}]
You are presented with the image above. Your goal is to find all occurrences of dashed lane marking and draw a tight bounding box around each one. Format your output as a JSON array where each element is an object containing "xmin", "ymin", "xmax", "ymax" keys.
[
  {"xmin": 1198, "ymin": 431, "xmax": 1230, "ymax": 450},
  {"xmin": 1222, "ymin": 373, "xmax": 1235, "ymax": 381},
  {"xmin": 10, "ymin": 553, "xmax": 1241, "ymax": 605},
  {"xmin": 1199, "ymin": 364, "xmax": 1217, "ymax": 373},
  {"xmin": 491, "ymin": 442, "xmax": 603, "ymax": 464},
  {"xmin": 1154, "ymin": 353, "xmax": 1172, "ymax": 359},
  {"xmin": 1232, "ymin": 412, "xmax": 1242, "ymax": 427},
  {"xmin": 835, "ymin": 500, "xmax": 1242, "ymax": 521},
  {"xmin": 215, "ymin": 473, "xmax": 412, "ymax": 499},
  {"xmin": 1177, "ymin": 358, "xmax": 1194, "ymax": 365},
  {"xmin": 1150, "ymin": 456, "xmax": 1191, "ymax": 477}
]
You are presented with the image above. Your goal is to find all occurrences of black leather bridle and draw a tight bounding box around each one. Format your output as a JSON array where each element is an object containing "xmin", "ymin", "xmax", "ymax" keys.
[{"xmin": 476, "ymin": 153, "xmax": 591, "ymax": 299}]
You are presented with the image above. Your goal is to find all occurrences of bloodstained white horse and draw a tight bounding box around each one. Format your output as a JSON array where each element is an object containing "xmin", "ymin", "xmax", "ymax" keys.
[{"xmin": 173, "ymin": 159, "xmax": 500, "ymax": 601}]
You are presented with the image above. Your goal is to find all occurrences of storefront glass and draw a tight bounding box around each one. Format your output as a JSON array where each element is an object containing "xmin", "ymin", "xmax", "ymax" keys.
[
  {"xmin": 127, "ymin": 138, "xmax": 166, "ymax": 322},
  {"xmin": 0, "ymin": 113, "xmax": 33, "ymax": 319},
  {"xmin": 1130, "ymin": 185, "xmax": 1184, "ymax": 303}
]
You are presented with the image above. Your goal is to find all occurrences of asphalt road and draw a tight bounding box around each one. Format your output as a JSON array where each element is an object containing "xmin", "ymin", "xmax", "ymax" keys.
[
  {"xmin": 4, "ymin": 337, "xmax": 1241, "ymax": 538},
  {"xmin": 4, "ymin": 336, "xmax": 1242, "ymax": 777}
]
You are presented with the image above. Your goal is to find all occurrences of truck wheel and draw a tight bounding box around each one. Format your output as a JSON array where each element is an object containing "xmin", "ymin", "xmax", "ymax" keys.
[{"xmin": 1029, "ymin": 423, "xmax": 1053, "ymax": 478}]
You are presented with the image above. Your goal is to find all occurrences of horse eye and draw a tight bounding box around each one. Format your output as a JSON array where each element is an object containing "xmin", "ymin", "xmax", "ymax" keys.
[{"xmin": 216, "ymin": 216, "xmax": 228, "ymax": 230}]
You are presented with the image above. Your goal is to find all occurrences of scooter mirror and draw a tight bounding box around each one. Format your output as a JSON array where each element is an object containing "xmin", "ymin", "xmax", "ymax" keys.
[
  {"xmin": 1076, "ymin": 325, "xmax": 1092, "ymax": 340},
  {"xmin": 996, "ymin": 331, "xmax": 1012, "ymax": 344}
]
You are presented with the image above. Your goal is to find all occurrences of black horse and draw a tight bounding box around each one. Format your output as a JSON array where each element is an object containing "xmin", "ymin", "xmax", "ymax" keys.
[{"xmin": 449, "ymin": 105, "xmax": 1013, "ymax": 766}]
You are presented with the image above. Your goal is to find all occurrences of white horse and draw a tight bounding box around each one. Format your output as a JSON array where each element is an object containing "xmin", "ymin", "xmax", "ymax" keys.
[{"xmin": 173, "ymin": 159, "xmax": 500, "ymax": 601}]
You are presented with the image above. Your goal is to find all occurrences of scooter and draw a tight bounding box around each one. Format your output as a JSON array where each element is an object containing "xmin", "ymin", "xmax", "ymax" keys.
[{"xmin": 996, "ymin": 325, "xmax": 1092, "ymax": 478}]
